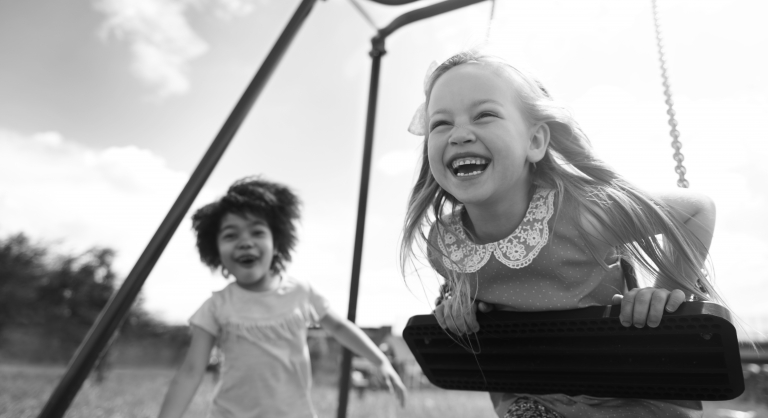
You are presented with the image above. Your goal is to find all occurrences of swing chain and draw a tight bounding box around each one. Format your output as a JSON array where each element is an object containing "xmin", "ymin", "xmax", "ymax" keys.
[
  {"xmin": 651, "ymin": 0, "xmax": 689, "ymax": 189},
  {"xmin": 485, "ymin": 0, "xmax": 496, "ymax": 40}
]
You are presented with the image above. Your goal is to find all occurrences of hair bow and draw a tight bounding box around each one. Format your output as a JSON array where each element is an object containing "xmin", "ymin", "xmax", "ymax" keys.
[{"xmin": 407, "ymin": 61, "xmax": 438, "ymax": 136}]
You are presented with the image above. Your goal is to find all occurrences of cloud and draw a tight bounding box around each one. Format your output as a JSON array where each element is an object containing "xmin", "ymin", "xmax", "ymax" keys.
[
  {"xmin": 0, "ymin": 128, "xmax": 221, "ymax": 322},
  {"xmin": 93, "ymin": 0, "xmax": 266, "ymax": 98},
  {"xmin": 95, "ymin": 0, "xmax": 208, "ymax": 97},
  {"xmin": 0, "ymin": 129, "xmax": 185, "ymax": 244},
  {"xmin": 212, "ymin": 0, "xmax": 268, "ymax": 20}
]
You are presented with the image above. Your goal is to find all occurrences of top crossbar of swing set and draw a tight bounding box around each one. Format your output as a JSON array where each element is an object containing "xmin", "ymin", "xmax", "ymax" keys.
[{"xmin": 35, "ymin": 1, "xmax": 744, "ymax": 417}]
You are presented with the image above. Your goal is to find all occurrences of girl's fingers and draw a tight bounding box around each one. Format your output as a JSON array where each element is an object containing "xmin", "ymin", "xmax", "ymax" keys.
[
  {"xmin": 452, "ymin": 300, "xmax": 469, "ymax": 334},
  {"xmin": 469, "ymin": 301, "xmax": 480, "ymax": 333},
  {"xmin": 392, "ymin": 374, "xmax": 407, "ymax": 407},
  {"xmin": 434, "ymin": 304, "xmax": 447, "ymax": 330},
  {"xmin": 665, "ymin": 289, "xmax": 686, "ymax": 312},
  {"xmin": 477, "ymin": 301, "xmax": 494, "ymax": 313},
  {"xmin": 619, "ymin": 288, "xmax": 638, "ymax": 327},
  {"xmin": 382, "ymin": 367, "xmax": 406, "ymax": 407},
  {"xmin": 446, "ymin": 301, "xmax": 462, "ymax": 334},
  {"xmin": 619, "ymin": 287, "xmax": 687, "ymax": 328},
  {"xmin": 384, "ymin": 374, "xmax": 393, "ymax": 394},
  {"xmin": 447, "ymin": 298, "xmax": 480, "ymax": 335},
  {"xmin": 437, "ymin": 298, "xmax": 486, "ymax": 335},
  {"xmin": 611, "ymin": 294, "xmax": 623, "ymax": 305},
  {"xmin": 646, "ymin": 289, "xmax": 670, "ymax": 328},
  {"xmin": 631, "ymin": 288, "xmax": 656, "ymax": 328}
]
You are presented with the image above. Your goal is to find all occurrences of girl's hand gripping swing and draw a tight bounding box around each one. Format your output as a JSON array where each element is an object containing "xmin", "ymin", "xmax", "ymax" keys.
[{"xmin": 435, "ymin": 297, "xmax": 494, "ymax": 335}]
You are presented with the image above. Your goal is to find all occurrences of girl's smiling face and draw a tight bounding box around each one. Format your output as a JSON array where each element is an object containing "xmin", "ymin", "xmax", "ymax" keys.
[
  {"xmin": 217, "ymin": 212, "xmax": 278, "ymax": 292},
  {"xmin": 427, "ymin": 64, "xmax": 537, "ymax": 208}
]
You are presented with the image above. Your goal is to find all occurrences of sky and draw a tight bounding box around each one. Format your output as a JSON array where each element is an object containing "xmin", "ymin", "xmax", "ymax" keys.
[{"xmin": 1, "ymin": 0, "xmax": 767, "ymax": 337}]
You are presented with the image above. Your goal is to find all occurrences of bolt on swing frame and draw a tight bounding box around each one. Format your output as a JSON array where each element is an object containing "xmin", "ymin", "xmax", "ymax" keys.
[{"xmin": 34, "ymin": 0, "xmax": 488, "ymax": 417}]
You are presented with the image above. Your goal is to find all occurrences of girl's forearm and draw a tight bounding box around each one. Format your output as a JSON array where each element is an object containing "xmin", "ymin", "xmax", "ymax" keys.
[
  {"xmin": 684, "ymin": 204, "xmax": 716, "ymax": 253},
  {"xmin": 680, "ymin": 198, "xmax": 716, "ymax": 268},
  {"xmin": 328, "ymin": 319, "xmax": 388, "ymax": 366},
  {"xmin": 159, "ymin": 326, "xmax": 214, "ymax": 418},
  {"xmin": 157, "ymin": 368, "xmax": 205, "ymax": 418},
  {"xmin": 655, "ymin": 190, "xmax": 716, "ymax": 266},
  {"xmin": 323, "ymin": 313, "xmax": 408, "ymax": 407}
]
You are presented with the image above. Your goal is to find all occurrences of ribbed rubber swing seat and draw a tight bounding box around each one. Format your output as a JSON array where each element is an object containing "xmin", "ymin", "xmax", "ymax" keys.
[{"xmin": 403, "ymin": 301, "xmax": 744, "ymax": 401}]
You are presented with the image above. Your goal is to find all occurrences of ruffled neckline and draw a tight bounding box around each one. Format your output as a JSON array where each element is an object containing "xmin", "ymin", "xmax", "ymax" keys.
[{"xmin": 436, "ymin": 188, "xmax": 555, "ymax": 273}]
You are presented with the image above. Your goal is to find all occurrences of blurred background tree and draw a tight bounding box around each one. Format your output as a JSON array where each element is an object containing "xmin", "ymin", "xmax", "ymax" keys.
[
  {"xmin": 0, "ymin": 232, "xmax": 189, "ymax": 371},
  {"xmin": 0, "ymin": 233, "xmax": 49, "ymax": 329},
  {"xmin": 1, "ymin": 233, "xmax": 122, "ymax": 331}
]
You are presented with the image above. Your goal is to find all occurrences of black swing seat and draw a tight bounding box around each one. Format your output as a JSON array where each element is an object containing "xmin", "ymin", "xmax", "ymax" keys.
[{"xmin": 403, "ymin": 301, "xmax": 744, "ymax": 401}]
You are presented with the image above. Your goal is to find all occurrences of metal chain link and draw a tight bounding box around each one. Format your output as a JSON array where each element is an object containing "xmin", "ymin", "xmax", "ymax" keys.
[
  {"xmin": 651, "ymin": 0, "xmax": 689, "ymax": 188},
  {"xmin": 485, "ymin": 0, "xmax": 496, "ymax": 40}
]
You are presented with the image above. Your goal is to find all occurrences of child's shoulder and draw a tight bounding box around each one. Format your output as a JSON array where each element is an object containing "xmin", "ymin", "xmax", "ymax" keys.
[
  {"xmin": 280, "ymin": 274, "xmax": 313, "ymax": 293},
  {"xmin": 267, "ymin": 275, "xmax": 317, "ymax": 298},
  {"xmin": 201, "ymin": 282, "xmax": 237, "ymax": 308},
  {"xmin": 210, "ymin": 281, "xmax": 238, "ymax": 297}
]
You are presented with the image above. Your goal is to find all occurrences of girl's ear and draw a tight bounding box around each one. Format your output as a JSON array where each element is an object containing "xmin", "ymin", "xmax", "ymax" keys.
[{"xmin": 528, "ymin": 122, "xmax": 550, "ymax": 163}]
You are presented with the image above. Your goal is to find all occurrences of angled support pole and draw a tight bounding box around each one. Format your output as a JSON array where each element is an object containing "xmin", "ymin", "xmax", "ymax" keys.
[
  {"xmin": 36, "ymin": 0, "xmax": 319, "ymax": 416},
  {"xmin": 337, "ymin": 1, "xmax": 489, "ymax": 417}
]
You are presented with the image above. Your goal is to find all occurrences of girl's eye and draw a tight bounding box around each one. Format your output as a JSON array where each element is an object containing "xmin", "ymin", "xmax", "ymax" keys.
[
  {"xmin": 429, "ymin": 121, "xmax": 449, "ymax": 132},
  {"xmin": 476, "ymin": 111, "xmax": 497, "ymax": 120}
]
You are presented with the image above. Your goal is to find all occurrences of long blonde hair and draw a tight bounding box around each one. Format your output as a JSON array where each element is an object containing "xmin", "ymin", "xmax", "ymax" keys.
[{"xmin": 400, "ymin": 51, "xmax": 719, "ymax": 313}]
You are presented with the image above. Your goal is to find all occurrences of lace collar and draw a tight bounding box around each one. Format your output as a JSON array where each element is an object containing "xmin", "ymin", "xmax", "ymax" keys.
[{"xmin": 436, "ymin": 188, "xmax": 555, "ymax": 273}]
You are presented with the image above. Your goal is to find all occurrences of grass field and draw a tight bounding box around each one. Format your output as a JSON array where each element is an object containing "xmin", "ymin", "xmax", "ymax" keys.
[{"xmin": 2, "ymin": 364, "xmax": 767, "ymax": 418}]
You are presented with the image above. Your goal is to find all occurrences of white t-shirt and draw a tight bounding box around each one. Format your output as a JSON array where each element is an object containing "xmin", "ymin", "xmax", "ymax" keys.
[{"xmin": 190, "ymin": 275, "xmax": 330, "ymax": 418}]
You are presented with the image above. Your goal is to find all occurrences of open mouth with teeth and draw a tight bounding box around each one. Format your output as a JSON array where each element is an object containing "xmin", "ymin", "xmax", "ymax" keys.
[
  {"xmin": 450, "ymin": 157, "xmax": 490, "ymax": 177},
  {"xmin": 235, "ymin": 254, "xmax": 259, "ymax": 266}
]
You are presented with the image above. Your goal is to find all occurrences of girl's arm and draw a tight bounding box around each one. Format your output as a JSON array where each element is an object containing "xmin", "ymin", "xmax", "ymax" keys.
[
  {"xmin": 319, "ymin": 309, "xmax": 407, "ymax": 406},
  {"xmin": 580, "ymin": 188, "xmax": 716, "ymax": 253},
  {"xmin": 157, "ymin": 326, "xmax": 216, "ymax": 418},
  {"xmin": 652, "ymin": 189, "xmax": 717, "ymax": 262},
  {"xmin": 583, "ymin": 189, "xmax": 717, "ymax": 328}
]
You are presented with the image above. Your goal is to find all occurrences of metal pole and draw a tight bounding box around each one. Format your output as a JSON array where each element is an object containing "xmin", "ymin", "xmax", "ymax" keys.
[
  {"xmin": 336, "ymin": 36, "xmax": 385, "ymax": 418},
  {"xmin": 37, "ymin": 1, "xmax": 318, "ymax": 416},
  {"xmin": 336, "ymin": 1, "xmax": 489, "ymax": 417}
]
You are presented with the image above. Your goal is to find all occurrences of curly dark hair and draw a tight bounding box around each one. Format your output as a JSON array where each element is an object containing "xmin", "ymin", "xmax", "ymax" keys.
[{"xmin": 191, "ymin": 176, "xmax": 301, "ymax": 273}]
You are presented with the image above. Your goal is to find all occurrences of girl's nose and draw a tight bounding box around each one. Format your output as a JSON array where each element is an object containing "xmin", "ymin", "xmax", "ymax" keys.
[
  {"xmin": 449, "ymin": 126, "xmax": 476, "ymax": 145},
  {"xmin": 237, "ymin": 239, "xmax": 254, "ymax": 249}
]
